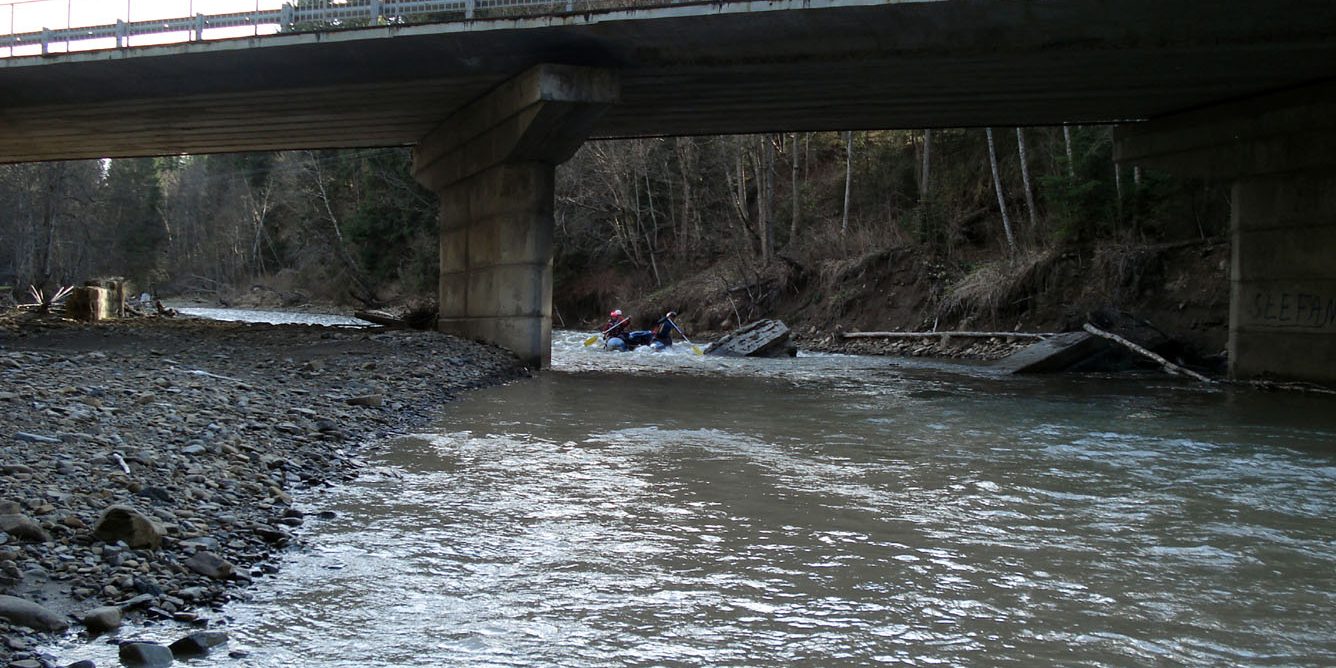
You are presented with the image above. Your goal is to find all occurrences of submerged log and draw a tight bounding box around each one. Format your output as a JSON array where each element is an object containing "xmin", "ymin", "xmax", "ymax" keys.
[{"xmin": 705, "ymin": 319, "xmax": 797, "ymax": 358}]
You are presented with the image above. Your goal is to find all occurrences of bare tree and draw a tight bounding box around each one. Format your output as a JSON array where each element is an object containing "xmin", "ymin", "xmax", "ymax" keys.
[
  {"xmin": 789, "ymin": 132, "xmax": 800, "ymax": 245},
  {"xmin": 1062, "ymin": 125, "xmax": 1076, "ymax": 178},
  {"xmin": 1016, "ymin": 127, "xmax": 1039, "ymax": 233},
  {"xmin": 841, "ymin": 131, "xmax": 854, "ymax": 233},
  {"xmin": 985, "ymin": 127, "xmax": 1017, "ymax": 253},
  {"xmin": 919, "ymin": 129, "xmax": 932, "ymax": 203},
  {"xmin": 303, "ymin": 151, "xmax": 374, "ymax": 302},
  {"xmin": 758, "ymin": 134, "xmax": 776, "ymax": 263}
]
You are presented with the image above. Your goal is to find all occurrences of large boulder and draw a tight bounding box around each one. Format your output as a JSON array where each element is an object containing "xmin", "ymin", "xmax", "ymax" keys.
[
  {"xmin": 0, "ymin": 514, "xmax": 50, "ymax": 543},
  {"xmin": 184, "ymin": 551, "xmax": 234, "ymax": 580},
  {"xmin": 169, "ymin": 630, "xmax": 229, "ymax": 657},
  {"xmin": 0, "ymin": 594, "xmax": 68, "ymax": 632},
  {"xmin": 82, "ymin": 605, "xmax": 123, "ymax": 634},
  {"xmin": 93, "ymin": 505, "xmax": 165, "ymax": 549},
  {"xmin": 704, "ymin": 319, "xmax": 797, "ymax": 358},
  {"xmin": 119, "ymin": 641, "xmax": 175, "ymax": 667}
]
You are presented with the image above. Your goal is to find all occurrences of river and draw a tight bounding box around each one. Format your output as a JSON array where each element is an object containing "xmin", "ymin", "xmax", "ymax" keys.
[{"xmin": 49, "ymin": 329, "xmax": 1336, "ymax": 666}]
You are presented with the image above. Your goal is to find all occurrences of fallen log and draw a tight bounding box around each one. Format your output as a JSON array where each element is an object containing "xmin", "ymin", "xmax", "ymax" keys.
[
  {"xmin": 843, "ymin": 330, "xmax": 1050, "ymax": 340},
  {"xmin": 354, "ymin": 309, "xmax": 404, "ymax": 328},
  {"xmin": 1082, "ymin": 323, "xmax": 1213, "ymax": 383}
]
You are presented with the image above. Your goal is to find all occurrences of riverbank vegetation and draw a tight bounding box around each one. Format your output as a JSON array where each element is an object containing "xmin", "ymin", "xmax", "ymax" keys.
[{"xmin": 0, "ymin": 125, "xmax": 1230, "ymax": 358}]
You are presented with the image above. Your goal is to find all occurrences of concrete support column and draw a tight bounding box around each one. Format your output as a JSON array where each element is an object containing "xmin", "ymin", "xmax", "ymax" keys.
[
  {"xmin": 1229, "ymin": 170, "xmax": 1336, "ymax": 380},
  {"xmin": 413, "ymin": 64, "xmax": 618, "ymax": 367},
  {"xmin": 1116, "ymin": 80, "xmax": 1336, "ymax": 383}
]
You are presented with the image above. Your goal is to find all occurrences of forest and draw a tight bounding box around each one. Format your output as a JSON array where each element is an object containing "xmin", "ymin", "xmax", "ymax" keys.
[{"xmin": 0, "ymin": 125, "xmax": 1231, "ymax": 355}]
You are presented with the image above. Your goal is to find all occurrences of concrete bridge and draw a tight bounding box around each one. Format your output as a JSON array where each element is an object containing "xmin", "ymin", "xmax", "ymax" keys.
[{"xmin": 2, "ymin": 0, "xmax": 1335, "ymax": 380}]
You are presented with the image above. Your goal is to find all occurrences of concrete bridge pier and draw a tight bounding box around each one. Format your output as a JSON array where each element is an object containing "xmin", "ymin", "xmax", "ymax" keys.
[
  {"xmin": 1117, "ymin": 81, "xmax": 1336, "ymax": 383},
  {"xmin": 413, "ymin": 64, "xmax": 619, "ymax": 368}
]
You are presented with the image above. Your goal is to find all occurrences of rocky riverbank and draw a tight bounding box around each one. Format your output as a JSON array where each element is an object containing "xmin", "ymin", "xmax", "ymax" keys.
[{"xmin": 0, "ymin": 314, "xmax": 528, "ymax": 666}]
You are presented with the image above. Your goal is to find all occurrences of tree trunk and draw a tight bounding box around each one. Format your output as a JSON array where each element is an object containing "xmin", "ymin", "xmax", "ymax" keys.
[
  {"xmin": 1114, "ymin": 161, "xmax": 1124, "ymax": 225},
  {"xmin": 1063, "ymin": 125, "xmax": 1075, "ymax": 178},
  {"xmin": 246, "ymin": 182, "xmax": 271, "ymax": 276},
  {"xmin": 643, "ymin": 168, "xmax": 663, "ymax": 287},
  {"xmin": 1132, "ymin": 165, "xmax": 1143, "ymax": 238},
  {"xmin": 672, "ymin": 138, "xmax": 700, "ymax": 251},
  {"xmin": 919, "ymin": 128, "xmax": 932, "ymax": 203},
  {"xmin": 985, "ymin": 128, "xmax": 1017, "ymax": 253},
  {"xmin": 728, "ymin": 141, "xmax": 751, "ymax": 230},
  {"xmin": 40, "ymin": 164, "xmax": 64, "ymax": 289},
  {"xmin": 307, "ymin": 152, "xmax": 374, "ymax": 301},
  {"xmin": 789, "ymin": 132, "xmax": 800, "ymax": 244},
  {"xmin": 759, "ymin": 134, "xmax": 775, "ymax": 263},
  {"xmin": 1016, "ymin": 127, "xmax": 1038, "ymax": 233},
  {"xmin": 841, "ymin": 131, "xmax": 853, "ymax": 233}
]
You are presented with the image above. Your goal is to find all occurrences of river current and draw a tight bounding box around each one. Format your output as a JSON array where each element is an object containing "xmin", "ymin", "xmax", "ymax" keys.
[{"xmin": 52, "ymin": 329, "xmax": 1336, "ymax": 666}]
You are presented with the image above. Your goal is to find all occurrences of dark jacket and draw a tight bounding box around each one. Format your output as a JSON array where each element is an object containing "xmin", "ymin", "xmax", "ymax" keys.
[
  {"xmin": 603, "ymin": 318, "xmax": 630, "ymax": 340},
  {"xmin": 652, "ymin": 317, "xmax": 680, "ymax": 344}
]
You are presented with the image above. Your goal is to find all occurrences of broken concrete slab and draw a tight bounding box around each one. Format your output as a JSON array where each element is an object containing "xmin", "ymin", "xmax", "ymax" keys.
[
  {"xmin": 992, "ymin": 331, "xmax": 1110, "ymax": 373},
  {"xmin": 705, "ymin": 319, "xmax": 797, "ymax": 358}
]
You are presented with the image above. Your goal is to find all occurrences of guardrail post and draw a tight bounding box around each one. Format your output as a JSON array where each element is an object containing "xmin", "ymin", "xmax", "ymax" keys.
[
  {"xmin": 194, "ymin": 14, "xmax": 205, "ymax": 41},
  {"xmin": 40, "ymin": 27, "xmax": 49, "ymax": 55},
  {"xmin": 115, "ymin": 19, "xmax": 126, "ymax": 48},
  {"xmin": 465, "ymin": 0, "xmax": 475, "ymax": 20}
]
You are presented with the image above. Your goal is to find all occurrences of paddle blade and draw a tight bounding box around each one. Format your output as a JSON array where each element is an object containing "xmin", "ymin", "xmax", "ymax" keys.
[
  {"xmin": 584, "ymin": 335, "xmax": 599, "ymax": 346},
  {"xmin": 691, "ymin": 345, "xmax": 704, "ymax": 356}
]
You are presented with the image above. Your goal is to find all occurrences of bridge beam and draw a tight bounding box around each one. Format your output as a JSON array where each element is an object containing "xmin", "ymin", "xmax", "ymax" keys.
[
  {"xmin": 1117, "ymin": 80, "xmax": 1336, "ymax": 383},
  {"xmin": 413, "ymin": 64, "xmax": 618, "ymax": 368}
]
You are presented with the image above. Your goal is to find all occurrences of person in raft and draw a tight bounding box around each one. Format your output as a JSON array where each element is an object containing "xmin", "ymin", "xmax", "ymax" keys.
[
  {"xmin": 602, "ymin": 309, "xmax": 631, "ymax": 350},
  {"xmin": 650, "ymin": 311, "xmax": 687, "ymax": 351}
]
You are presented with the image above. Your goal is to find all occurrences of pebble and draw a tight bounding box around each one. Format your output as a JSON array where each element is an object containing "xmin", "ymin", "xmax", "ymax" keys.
[{"xmin": 0, "ymin": 317, "xmax": 526, "ymax": 663}]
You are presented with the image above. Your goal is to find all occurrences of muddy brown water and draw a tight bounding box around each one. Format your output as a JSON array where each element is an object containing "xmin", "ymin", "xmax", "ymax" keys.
[{"xmin": 48, "ymin": 328, "xmax": 1336, "ymax": 666}]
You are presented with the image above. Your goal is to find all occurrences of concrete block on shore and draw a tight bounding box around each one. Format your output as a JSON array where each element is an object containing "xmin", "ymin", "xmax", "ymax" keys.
[{"xmin": 65, "ymin": 286, "xmax": 114, "ymax": 322}]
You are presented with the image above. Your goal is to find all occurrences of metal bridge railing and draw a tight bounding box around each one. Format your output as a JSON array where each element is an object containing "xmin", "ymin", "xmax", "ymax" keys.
[{"xmin": 1, "ymin": 0, "xmax": 665, "ymax": 58}]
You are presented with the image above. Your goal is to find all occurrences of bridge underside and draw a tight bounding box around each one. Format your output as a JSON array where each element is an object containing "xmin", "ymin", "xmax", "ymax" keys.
[{"xmin": 2, "ymin": 0, "xmax": 1336, "ymax": 160}]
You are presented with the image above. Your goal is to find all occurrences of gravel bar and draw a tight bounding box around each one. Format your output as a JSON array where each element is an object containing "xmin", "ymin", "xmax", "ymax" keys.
[{"xmin": 0, "ymin": 315, "xmax": 528, "ymax": 665}]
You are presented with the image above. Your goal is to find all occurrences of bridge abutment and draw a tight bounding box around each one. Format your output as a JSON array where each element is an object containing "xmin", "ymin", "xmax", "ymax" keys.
[
  {"xmin": 413, "ymin": 64, "xmax": 618, "ymax": 368},
  {"xmin": 1117, "ymin": 81, "xmax": 1336, "ymax": 383}
]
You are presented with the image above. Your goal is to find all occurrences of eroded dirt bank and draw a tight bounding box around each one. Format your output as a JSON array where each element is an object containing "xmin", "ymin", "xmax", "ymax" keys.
[{"xmin": 0, "ymin": 316, "xmax": 528, "ymax": 666}]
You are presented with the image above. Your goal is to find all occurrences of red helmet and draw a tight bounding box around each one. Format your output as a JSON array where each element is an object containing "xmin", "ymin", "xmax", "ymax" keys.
[{"xmin": 610, "ymin": 309, "xmax": 623, "ymax": 318}]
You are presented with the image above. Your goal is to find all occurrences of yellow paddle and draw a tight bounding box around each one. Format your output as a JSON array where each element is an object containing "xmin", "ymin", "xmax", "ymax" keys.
[
  {"xmin": 585, "ymin": 317, "xmax": 630, "ymax": 346},
  {"xmin": 667, "ymin": 318, "xmax": 704, "ymax": 355}
]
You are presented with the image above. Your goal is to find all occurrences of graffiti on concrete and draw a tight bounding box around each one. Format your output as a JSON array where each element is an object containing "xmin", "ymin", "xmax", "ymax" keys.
[{"xmin": 1245, "ymin": 290, "xmax": 1336, "ymax": 328}]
